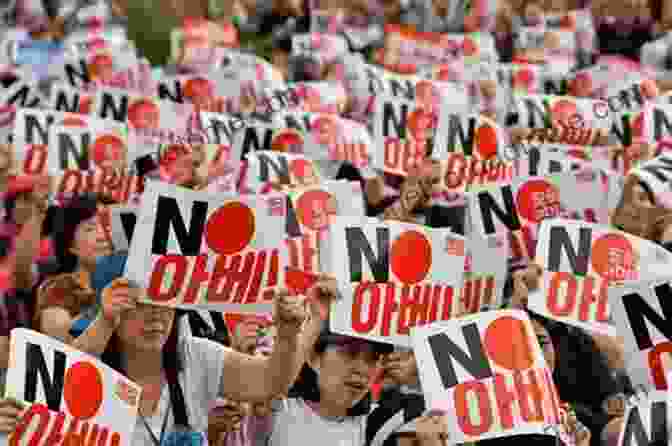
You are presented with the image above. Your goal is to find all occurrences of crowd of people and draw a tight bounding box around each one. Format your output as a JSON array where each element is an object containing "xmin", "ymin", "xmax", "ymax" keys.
[{"xmin": 0, "ymin": 0, "xmax": 668, "ymax": 445}]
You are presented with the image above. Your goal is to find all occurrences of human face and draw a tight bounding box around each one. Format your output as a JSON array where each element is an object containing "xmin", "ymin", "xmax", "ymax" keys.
[
  {"xmin": 532, "ymin": 320, "xmax": 555, "ymax": 372},
  {"xmin": 313, "ymin": 342, "xmax": 379, "ymax": 411},
  {"xmin": 117, "ymin": 303, "xmax": 176, "ymax": 352},
  {"xmin": 70, "ymin": 215, "xmax": 113, "ymax": 269}
]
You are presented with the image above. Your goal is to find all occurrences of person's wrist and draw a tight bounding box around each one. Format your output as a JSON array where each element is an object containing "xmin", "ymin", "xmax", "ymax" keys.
[{"xmin": 98, "ymin": 309, "xmax": 118, "ymax": 331}]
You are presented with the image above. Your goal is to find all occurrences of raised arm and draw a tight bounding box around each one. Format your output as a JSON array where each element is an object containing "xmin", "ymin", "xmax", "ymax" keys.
[
  {"xmin": 219, "ymin": 279, "xmax": 336, "ymax": 402},
  {"xmin": 70, "ymin": 279, "xmax": 137, "ymax": 356}
]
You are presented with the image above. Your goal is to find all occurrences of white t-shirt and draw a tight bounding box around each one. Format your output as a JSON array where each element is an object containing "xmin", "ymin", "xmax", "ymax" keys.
[
  {"xmin": 132, "ymin": 336, "xmax": 228, "ymax": 446},
  {"xmin": 267, "ymin": 398, "xmax": 368, "ymax": 446}
]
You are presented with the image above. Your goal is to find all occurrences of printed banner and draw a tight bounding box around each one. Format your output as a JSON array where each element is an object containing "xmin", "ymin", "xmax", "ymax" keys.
[
  {"xmin": 534, "ymin": 219, "xmax": 672, "ymax": 335},
  {"xmin": 514, "ymin": 94, "xmax": 612, "ymax": 131},
  {"xmin": 13, "ymin": 108, "xmax": 109, "ymax": 176},
  {"xmin": 3, "ymin": 328, "xmax": 140, "ymax": 446},
  {"xmin": 245, "ymin": 151, "xmax": 322, "ymax": 193},
  {"xmin": 373, "ymin": 95, "xmax": 441, "ymax": 177},
  {"xmin": 611, "ymin": 279, "xmax": 672, "ymax": 392},
  {"xmin": 48, "ymin": 82, "xmax": 94, "ymax": 115},
  {"xmin": 125, "ymin": 181, "xmax": 287, "ymax": 313},
  {"xmin": 47, "ymin": 123, "xmax": 139, "ymax": 203},
  {"xmin": 468, "ymin": 171, "xmax": 609, "ymax": 265},
  {"xmin": 617, "ymin": 393, "xmax": 669, "ymax": 446},
  {"xmin": 92, "ymin": 86, "xmax": 194, "ymax": 149},
  {"xmin": 326, "ymin": 217, "xmax": 465, "ymax": 346},
  {"xmin": 285, "ymin": 180, "xmax": 366, "ymax": 274},
  {"xmin": 302, "ymin": 113, "xmax": 373, "ymax": 169},
  {"xmin": 411, "ymin": 310, "xmax": 562, "ymax": 443},
  {"xmin": 461, "ymin": 233, "xmax": 509, "ymax": 314},
  {"xmin": 108, "ymin": 205, "xmax": 138, "ymax": 252}
]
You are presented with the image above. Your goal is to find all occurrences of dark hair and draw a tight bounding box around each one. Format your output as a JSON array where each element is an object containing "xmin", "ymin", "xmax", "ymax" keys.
[
  {"xmin": 51, "ymin": 194, "xmax": 103, "ymax": 274},
  {"xmin": 100, "ymin": 312, "xmax": 183, "ymax": 376}
]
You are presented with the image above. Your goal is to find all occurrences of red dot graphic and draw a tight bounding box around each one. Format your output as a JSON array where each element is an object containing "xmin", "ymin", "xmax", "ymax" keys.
[
  {"xmin": 551, "ymin": 99, "xmax": 578, "ymax": 125},
  {"xmin": 390, "ymin": 230, "xmax": 432, "ymax": 284},
  {"xmin": 63, "ymin": 361, "xmax": 104, "ymax": 419},
  {"xmin": 475, "ymin": 124, "xmax": 499, "ymax": 159},
  {"xmin": 513, "ymin": 69, "xmax": 535, "ymax": 89},
  {"xmin": 205, "ymin": 202, "xmax": 255, "ymax": 255},
  {"xmin": 483, "ymin": 316, "xmax": 535, "ymax": 371},
  {"xmin": 591, "ymin": 233, "xmax": 636, "ymax": 281}
]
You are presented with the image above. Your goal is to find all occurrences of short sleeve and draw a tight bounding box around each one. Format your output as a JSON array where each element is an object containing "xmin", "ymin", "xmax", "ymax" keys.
[{"xmin": 180, "ymin": 335, "xmax": 232, "ymax": 407}]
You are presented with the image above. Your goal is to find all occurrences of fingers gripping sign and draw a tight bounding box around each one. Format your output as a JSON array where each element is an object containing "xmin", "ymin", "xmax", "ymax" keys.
[
  {"xmin": 273, "ymin": 289, "xmax": 308, "ymax": 339},
  {"xmin": 100, "ymin": 278, "xmax": 139, "ymax": 328}
]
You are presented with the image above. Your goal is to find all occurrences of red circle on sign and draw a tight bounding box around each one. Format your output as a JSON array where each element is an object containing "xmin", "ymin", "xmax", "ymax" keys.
[
  {"xmin": 78, "ymin": 97, "xmax": 92, "ymax": 115},
  {"xmin": 205, "ymin": 202, "xmax": 255, "ymax": 255},
  {"xmin": 551, "ymin": 99, "xmax": 579, "ymax": 125},
  {"xmin": 63, "ymin": 361, "xmax": 104, "ymax": 419},
  {"xmin": 484, "ymin": 316, "xmax": 534, "ymax": 371},
  {"xmin": 271, "ymin": 130, "xmax": 303, "ymax": 153},
  {"xmin": 290, "ymin": 158, "xmax": 317, "ymax": 184},
  {"xmin": 390, "ymin": 230, "xmax": 432, "ymax": 284},
  {"xmin": 93, "ymin": 134, "xmax": 125, "ymax": 166},
  {"xmin": 640, "ymin": 79, "xmax": 659, "ymax": 100},
  {"xmin": 184, "ymin": 78, "xmax": 214, "ymax": 109},
  {"xmin": 513, "ymin": 69, "xmax": 535, "ymax": 90},
  {"xmin": 569, "ymin": 73, "xmax": 593, "ymax": 97},
  {"xmin": 632, "ymin": 112, "xmax": 645, "ymax": 139},
  {"xmin": 475, "ymin": 124, "xmax": 499, "ymax": 159},
  {"xmin": 295, "ymin": 189, "xmax": 336, "ymax": 231},
  {"xmin": 128, "ymin": 99, "xmax": 160, "ymax": 130},
  {"xmin": 462, "ymin": 37, "xmax": 477, "ymax": 57},
  {"xmin": 591, "ymin": 233, "xmax": 637, "ymax": 281},
  {"xmin": 516, "ymin": 179, "xmax": 561, "ymax": 223},
  {"xmin": 184, "ymin": 78, "xmax": 214, "ymax": 99},
  {"xmin": 88, "ymin": 54, "xmax": 114, "ymax": 80}
]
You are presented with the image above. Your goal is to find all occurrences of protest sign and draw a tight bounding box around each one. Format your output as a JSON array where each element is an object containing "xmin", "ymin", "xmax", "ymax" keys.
[
  {"xmin": 434, "ymin": 155, "xmax": 515, "ymax": 199},
  {"xmin": 48, "ymin": 82, "xmax": 94, "ymax": 115},
  {"xmin": 326, "ymin": 217, "xmax": 465, "ymax": 346},
  {"xmin": 285, "ymin": 180, "xmax": 365, "ymax": 274},
  {"xmin": 3, "ymin": 328, "xmax": 140, "ymax": 446},
  {"xmin": 372, "ymin": 95, "xmax": 438, "ymax": 177},
  {"xmin": 47, "ymin": 122, "xmax": 139, "ymax": 203},
  {"xmin": 630, "ymin": 153, "xmax": 672, "ymax": 205},
  {"xmin": 245, "ymin": 151, "xmax": 322, "ymax": 193},
  {"xmin": 434, "ymin": 113, "xmax": 505, "ymax": 162},
  {"xmin": 108, "ymin": 205, "xmax": 137, "ymax": 252},
  {"xmin": 411, "ymin": 310, "xmax": 562, "ymax": 443},
  {"xmin": 514, "ymin": 94, "xmax": 612, "ymax": 131},
  {"xmin": 643, "ymin": 102, "xmax": 672, "ymax": 144},
  {"xmin": 302, "ymin": 113, "xmax": 373, "ymax": 169},
  {"xmin": 534, "ymin": 219, "xmax": 672, "ymax": 336},
  {"xmin": 618, "ymin": 392, "xmax": 669, "ymax": 446},
  {"xmin": 12, "ymin": 108, "xmax": 102, "ymax": 176},
  {"xmin": 230, "ymin": 118, "xmax": 308, "ymax": 170},
  {"xmin": 125, "ymin": 181, "xmax": 287, "ymax": 313},
  {"xmin": 611, "ymin": 279, "xmax": 672, "ymax": 392},
  {"xmin": 92, "ymin": 86, "xmax": 194, "ymax": 149},
  {"xmin": 469, "ymin": 171, "xmax": 608, "ymax": 264},
  {"xmin": 461, "ymin": 233, "xmax": 509, "ymax": 314}
]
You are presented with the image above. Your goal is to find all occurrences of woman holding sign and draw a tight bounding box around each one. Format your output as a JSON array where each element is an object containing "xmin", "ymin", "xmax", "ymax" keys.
[{"xmin": 65, "ymin": 253, "xmax": 332, "ymax": 446}]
